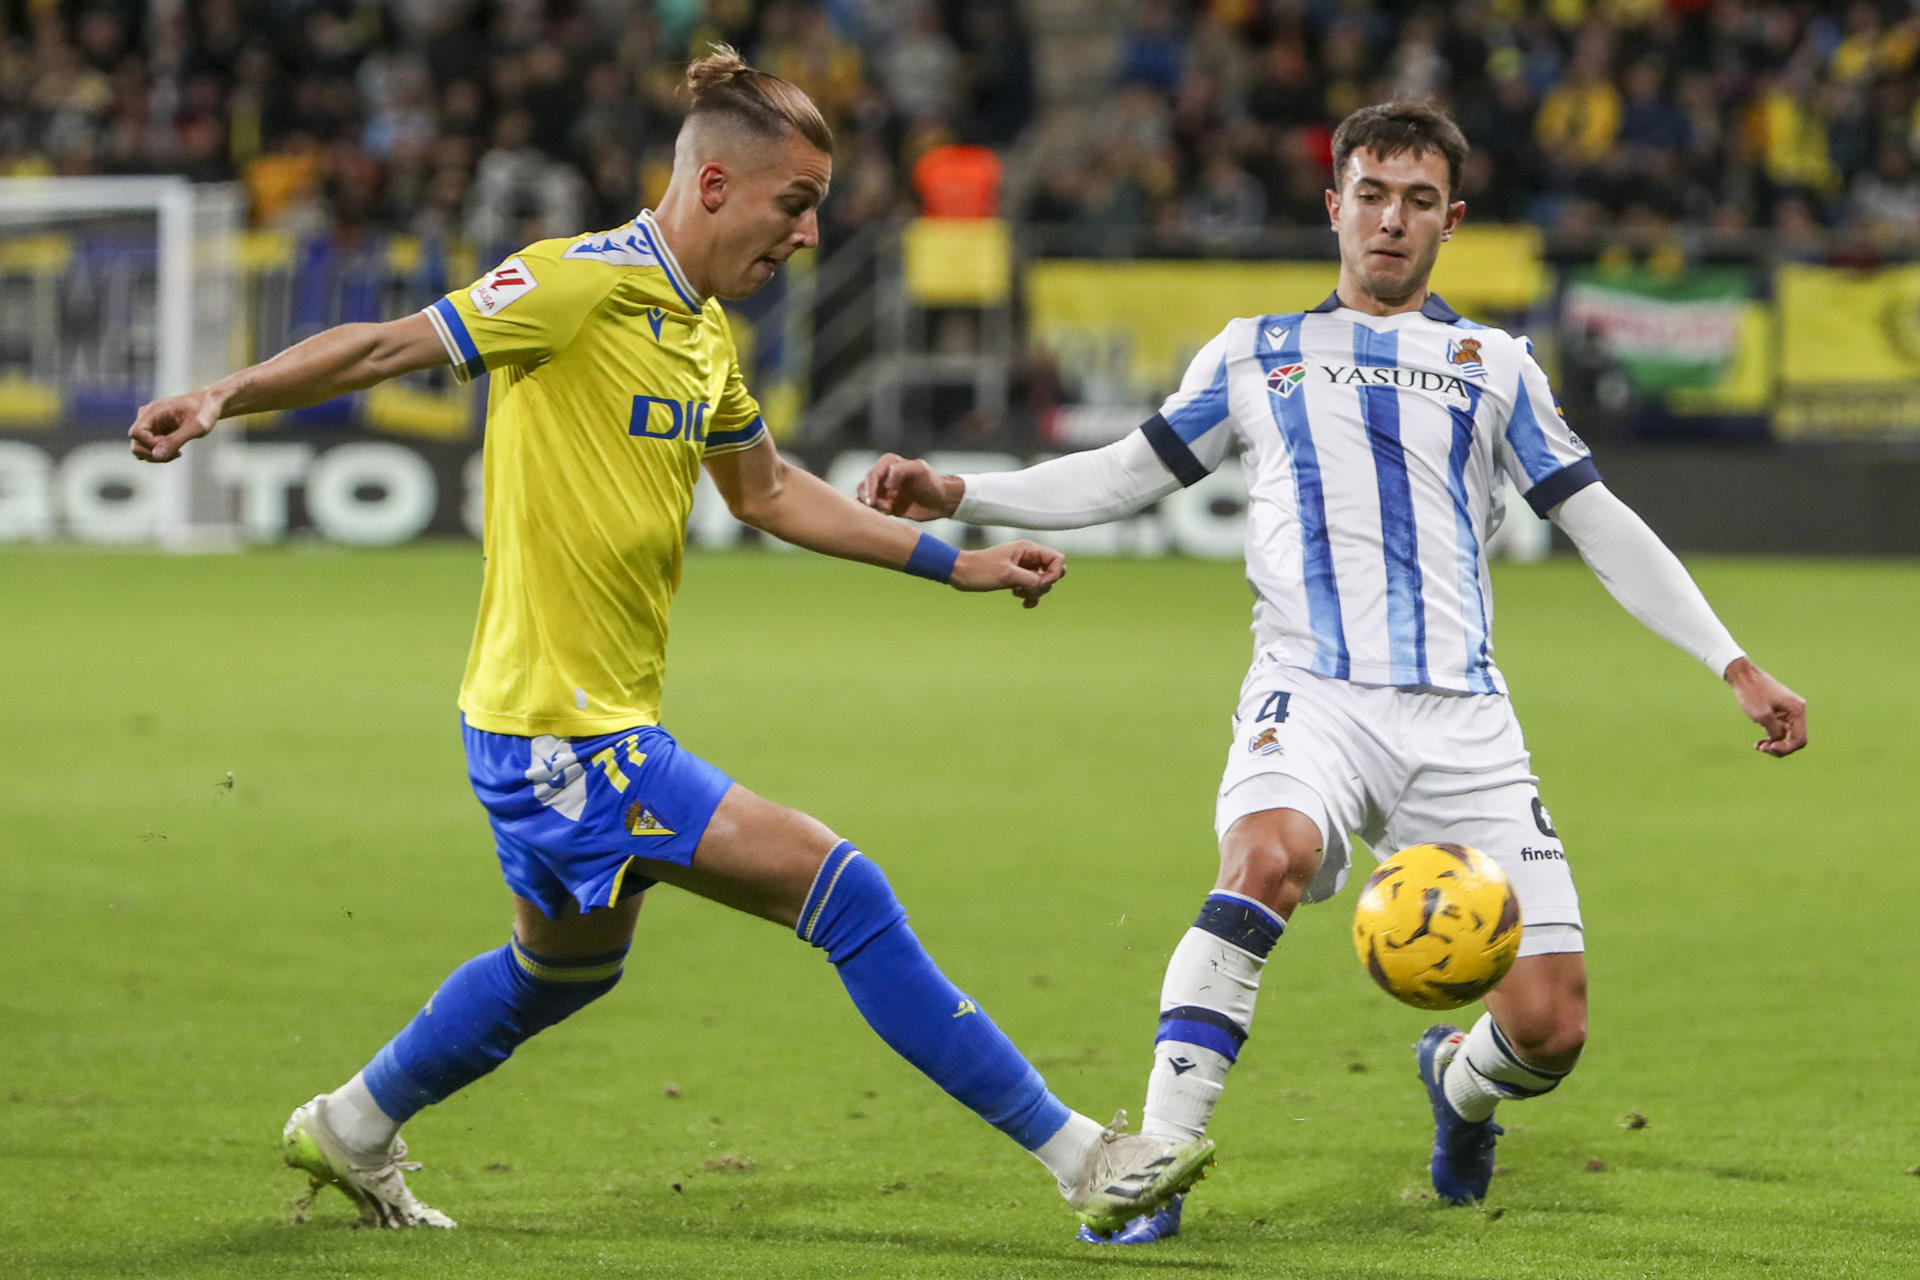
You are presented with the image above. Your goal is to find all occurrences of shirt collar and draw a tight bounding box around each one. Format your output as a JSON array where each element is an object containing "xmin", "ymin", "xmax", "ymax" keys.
[
  {"xmin": 634, "ymin": 210, "xmax": 707, "ymax": 314},
  {"xmin": 1308, "ymin": 290, "xmax": 1462, "ymax": 323}
]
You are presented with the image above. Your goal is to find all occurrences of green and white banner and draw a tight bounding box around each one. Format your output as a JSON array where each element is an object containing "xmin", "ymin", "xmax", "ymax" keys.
[{"xmin": 1560, "ymin": 266, "xmax": 1753, "ymax": 394}]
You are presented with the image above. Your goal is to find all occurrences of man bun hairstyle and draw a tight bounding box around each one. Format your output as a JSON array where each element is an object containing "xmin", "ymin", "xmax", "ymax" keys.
[
  {"xmin": 1331, "ymin": 101, "xmax": 1469, "ymax": 197},
  {"xmin": 685, "ymin": 43, "xmax": 833, "ymax": 154}
]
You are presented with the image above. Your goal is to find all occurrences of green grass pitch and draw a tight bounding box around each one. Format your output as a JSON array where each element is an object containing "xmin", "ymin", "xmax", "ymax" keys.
[{"xmin": 2, "ymin": 544, "xmax": 1915, "ymax": 1279}]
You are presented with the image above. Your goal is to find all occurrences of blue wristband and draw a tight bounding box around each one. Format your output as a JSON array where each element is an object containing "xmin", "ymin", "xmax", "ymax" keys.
[{"xmin": 903, "ymin": 532, "xmax": 960, "ymax": 583}]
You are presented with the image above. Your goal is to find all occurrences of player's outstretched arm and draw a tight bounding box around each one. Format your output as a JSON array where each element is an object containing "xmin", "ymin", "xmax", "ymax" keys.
[
  {"xmin": 865, "ymin": 326, "xmax": 1236, "ymax": 528},
  {"xmin": 859, "ymin": 431, "xmax": 1188, "ymax": 530},
  {"xmin": 1550, "ymin": 483, "xmax": 1807, "ymax": 757},
  {"xmin": 129, "ymin": 313, "xmax": 449, "ymax": 463},
  {"xmin": 705, "ymin": 438, "xmax": 1066, "ymax": 607}
]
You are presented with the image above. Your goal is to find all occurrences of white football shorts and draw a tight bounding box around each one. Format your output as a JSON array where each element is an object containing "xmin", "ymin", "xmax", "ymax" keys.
[{"xmin": 1215, "ymin": 660, "xmax": 1582, "ymax": 957}]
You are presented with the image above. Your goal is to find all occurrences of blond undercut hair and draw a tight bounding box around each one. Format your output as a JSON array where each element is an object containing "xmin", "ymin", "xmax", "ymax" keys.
[{"xmin": 683, "ymin": 44, "xmax": 833, "ymax": 155}]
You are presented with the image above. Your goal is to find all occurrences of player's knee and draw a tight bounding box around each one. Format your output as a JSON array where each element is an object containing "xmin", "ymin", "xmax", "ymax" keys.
[
  {"xmin": 795, "ymin": 841, "xmax": 905, "ymax": 964},
  {"xmin": 1218, "ymin": 810, "xmax": 1324, "ymax": 911},
  {"xmin": 1488, "ymin": 949, "xmax": 1587, "ymax": 1072},
  {"xmin": 1498, "ymin": 1003, "xmax": 1586, "ymax": 1074},
  {"xmin": 1223, "ymin": 847, "xmax": 1294, "ymax": 907},
  {"xmin": 1525, "ymin": 1007, "xmax": 1587, "ymax": 1069}
]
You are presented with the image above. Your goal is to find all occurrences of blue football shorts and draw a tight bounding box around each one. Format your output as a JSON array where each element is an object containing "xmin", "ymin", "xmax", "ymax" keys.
[{"xmin": 462, "ymin": 717, "xmax": 735, "ymax": 919}]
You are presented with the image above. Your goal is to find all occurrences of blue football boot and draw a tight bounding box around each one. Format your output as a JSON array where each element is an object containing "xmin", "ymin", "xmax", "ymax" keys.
[
  {"xmin": 1417, "ymin": 1024, "xmax": 1502, "ymax": 1205},
  {"xmin": 1078, "ymin": 1194, "xmax": 1183, "ymax": 1245}
]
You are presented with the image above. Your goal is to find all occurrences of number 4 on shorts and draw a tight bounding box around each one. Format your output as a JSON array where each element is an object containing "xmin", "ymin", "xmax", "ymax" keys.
[{"xmin": 1257, "ymin": 691, "xmax": 1292, "ymax": 723}]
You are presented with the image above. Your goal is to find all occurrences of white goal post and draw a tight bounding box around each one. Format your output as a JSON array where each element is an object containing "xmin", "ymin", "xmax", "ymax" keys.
[{"xmin": 0, "ymin": 175, "xmax": 244, "ymax": 548}]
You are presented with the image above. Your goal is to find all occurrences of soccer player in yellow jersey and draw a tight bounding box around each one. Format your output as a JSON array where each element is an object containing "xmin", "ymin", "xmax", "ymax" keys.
[{"xmin": 127, "ymin": 47, "xmax": 1214, "ymax": 1232}]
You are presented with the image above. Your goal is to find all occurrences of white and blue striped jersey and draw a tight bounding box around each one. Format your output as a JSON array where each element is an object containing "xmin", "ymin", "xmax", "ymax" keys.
[{"xmin": 1143, "ymin": 292, "xmax": 1599, "ymax": 695}]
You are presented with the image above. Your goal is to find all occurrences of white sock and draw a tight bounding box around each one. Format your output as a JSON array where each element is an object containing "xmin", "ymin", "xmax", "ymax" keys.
[
  {"xmin": 1143, "ymin": 1040, "xmax": 1233, "ymax": 1142},
  {"xmin": 1442, "ymin": 1013, "xmax": 1573, "ymax": 1123},
  {"xmin": 1442, "ymin": 1042, "xmax": 1502, "ymax": 1122},
  {"xmin": 1140, "ymin": 895, "xmax": 1282, "ymax": 1143},
  {"xmin": 326, "ymin": 1071, "xmax": 401, "ymax": 1156},
  {"xmin": 1033, "ymin": 1110, "xmax": 1106, "ymax": 1192}
]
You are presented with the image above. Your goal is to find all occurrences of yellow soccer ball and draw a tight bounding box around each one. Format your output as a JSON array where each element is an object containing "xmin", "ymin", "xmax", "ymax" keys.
[{"xmin": 1352, "ymin": 843, "xmax": 1523, "ymax": 1010}]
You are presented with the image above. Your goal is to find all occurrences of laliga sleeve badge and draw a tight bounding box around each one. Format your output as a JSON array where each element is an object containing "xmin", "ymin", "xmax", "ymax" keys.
[{"xmin": 470, "ymin": 256, "xmax": 539, "ymax": 316}]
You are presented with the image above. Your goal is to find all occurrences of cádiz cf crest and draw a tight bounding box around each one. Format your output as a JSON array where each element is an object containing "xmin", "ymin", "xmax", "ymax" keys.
[{"xmin": 626, "ymin": 801, "xmax": 675, "ymax": 837}]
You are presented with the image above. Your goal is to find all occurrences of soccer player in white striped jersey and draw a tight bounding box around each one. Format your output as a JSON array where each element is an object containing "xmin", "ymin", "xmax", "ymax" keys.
[{"xmin": 861, "ymin": 101, "xmax": 1807, "ymax": 1239}]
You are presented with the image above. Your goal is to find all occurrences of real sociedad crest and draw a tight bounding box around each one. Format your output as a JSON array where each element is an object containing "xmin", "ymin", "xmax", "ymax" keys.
[
  {"xmin": 1266, "ymin": 363, "xmax": 1307, "ymax": 398},
  {"xmin": 1447, "ymin": 337, "xmax": 1487, "ymax": 379}
]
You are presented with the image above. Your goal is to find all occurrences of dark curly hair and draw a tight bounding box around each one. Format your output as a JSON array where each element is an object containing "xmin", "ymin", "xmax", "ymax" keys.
[{"xmin": 1331, "ymin": 101, "xmax": 1469, "ymax": 197}]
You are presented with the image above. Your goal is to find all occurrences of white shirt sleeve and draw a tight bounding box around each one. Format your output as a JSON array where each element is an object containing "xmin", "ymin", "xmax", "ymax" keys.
[
  {"xmin": 954, "ymin": 429, "xmax": 1184, "ymax": 529},
  {"xmin": 1551, "ymin": 483, "xmax": 1745, "ymax": 676},
  {"xmin": 1143, "ymin": 322, "xmax": 1240, "ymax": 480},
  {"xmin": 1496, "ymin": 338, "xmax": 1602, "ymax": 516},
  {"xmin": 954, "ymin": 322, "xmax": 1239, "ymax": 529}
]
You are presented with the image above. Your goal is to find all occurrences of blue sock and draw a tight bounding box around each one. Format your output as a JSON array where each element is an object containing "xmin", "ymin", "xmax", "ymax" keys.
[
  {"xmin": 798, "ymin": 842, "xmax": 1070, "ymax": 1150},
  {"xmin": 361, "ymin": 937, "xmax": 625, "ymax": 1122}
]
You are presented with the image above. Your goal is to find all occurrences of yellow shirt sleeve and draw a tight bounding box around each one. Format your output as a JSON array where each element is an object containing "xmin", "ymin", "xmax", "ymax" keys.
[
  {"xmin": 422, "ymin": 240, "xmax": 623, "ymax": 382},
  {"xmin": 702, "ymin": 308, "xmax": 768, "ymax": 455}
]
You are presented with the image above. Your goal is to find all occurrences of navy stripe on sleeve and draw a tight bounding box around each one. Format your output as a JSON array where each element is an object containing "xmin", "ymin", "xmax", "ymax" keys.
[
  {"xmin": 704, "ymin": 414, "xmax": 766, "ymax": 452},
  {"xmin": 1522, "ymin": 457, "xmax": 1602, "ymax": 516},
  {"xmin": 1140, "ymin": 413, "xmax": 1208, "ymax": 488},
  {"xmin": 427, "ymin": 298, "xmax": 487, "ymax": 381}
]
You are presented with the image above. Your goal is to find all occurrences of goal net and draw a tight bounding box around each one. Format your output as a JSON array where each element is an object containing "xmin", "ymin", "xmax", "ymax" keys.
[{"xmin": 0, "ymin": 176, "xmax": 245, "ymax": 547}]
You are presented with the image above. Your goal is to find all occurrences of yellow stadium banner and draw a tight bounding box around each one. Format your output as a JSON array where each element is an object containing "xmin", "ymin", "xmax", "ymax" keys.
[
  {"xmin": 1774, "ymin": 263, "xmax": 1920, "ymax": 439},
  {"xmin": 903, "ymin": 218, "xmax": 1012, "ymax": 306},
  {"xmin": 1429, "ymin": 224, "xmax": 1547, "ymax": 311},
  {"xmin": 0, "ymin": 375, "xmax": 61, "ymax": 427},
  {"xmin": 1027, "ymin": 229, "xmax": 1545, "ymax": 405},
  {"xmin": 361, "ymin": 382, "xmax": 474, "ymax": 440},
  {"xmin": 1027, "ymin": 261, "xmax": 1339, "ymax": 404}
]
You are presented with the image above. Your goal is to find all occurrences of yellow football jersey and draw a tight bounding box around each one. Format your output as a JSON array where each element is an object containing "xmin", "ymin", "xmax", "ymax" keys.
[{"xmin": 423, "ymin": 211, "xmax": 766, "ymax": 737}]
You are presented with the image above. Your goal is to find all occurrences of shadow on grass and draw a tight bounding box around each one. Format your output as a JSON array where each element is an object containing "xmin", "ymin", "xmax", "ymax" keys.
[
  {"xmin": 10, "ymin": 1178, "xmax": 1526, "ymax": 1280},
  {"xmin": 12, "ymin": 1188, "xmax": 1217, "ymax": 1280}
]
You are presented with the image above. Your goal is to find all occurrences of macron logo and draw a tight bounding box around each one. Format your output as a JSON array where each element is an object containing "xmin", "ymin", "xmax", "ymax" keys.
[{"xmin": 470, "ymin": 256, "xmax": 538, "ymax": 316}]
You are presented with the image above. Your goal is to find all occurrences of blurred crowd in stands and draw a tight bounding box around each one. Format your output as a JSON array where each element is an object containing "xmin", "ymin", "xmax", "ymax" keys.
[
  {"xmin": 2, "ymin": 0, "xmax": 1917, "ymax": 253},
  {"xmin": 0, "ymin": 0, "xmax": 1033, "ymax": 248},
  {"xmin": 1027, "ymin": 0, "xmax": 1920, "ymax": 252}
]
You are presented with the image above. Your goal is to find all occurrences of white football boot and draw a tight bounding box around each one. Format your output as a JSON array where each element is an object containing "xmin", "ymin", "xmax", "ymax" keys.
[
  {"xmin": 1061, "ymin": 1110, "xmax": 1215, "ymax": 1232},
  {"xmin": 283, "ymin": 1094, "xmax": 456, "ymax": 1229}
]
